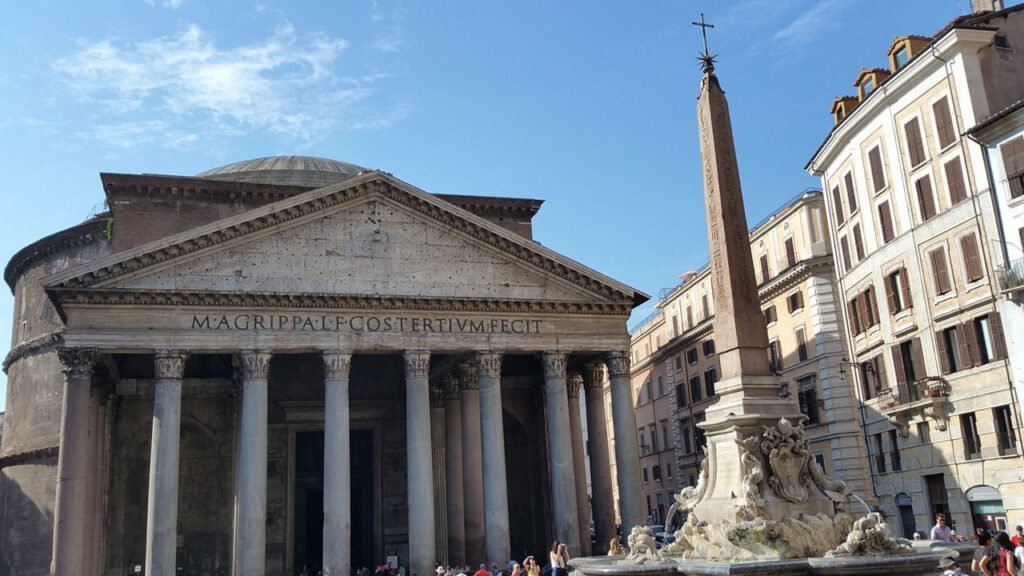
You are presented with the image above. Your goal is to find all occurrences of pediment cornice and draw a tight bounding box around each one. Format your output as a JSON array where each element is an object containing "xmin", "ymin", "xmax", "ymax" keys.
[{"xmin": 45, "ymin": 172, "xmax": 647, "ymax": 310}]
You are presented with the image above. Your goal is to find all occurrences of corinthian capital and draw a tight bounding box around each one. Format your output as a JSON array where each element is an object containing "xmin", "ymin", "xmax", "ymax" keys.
[
  {"xmin": 323, "ymin": 351, "xmax": 352, "ymax": 381},
  {"xmin": 441, "ymin": 374, "xmax": 461, "ymax": 400},
  {"xmin": 239, "ymin": 350, "xmax": 272, "ymax": 380},
  {"xmin": 457, "ymin": 362, "xmax": 479, "ymax": 391},
  {"xmin": 541, "ymin": 352, "xmax": 567, "ymax": 381},
  {"xmin": 477, "ymin": 352, "xmax": 503, "ymax": 379},
  {"xmin": 57, "ymin": 347, "xmax": 97, "ymax": 382},
  {"xmin": 583, "ymin": 362, "xmax": 606, "ymax": 390},
  {"xmin": 430, "ymin": 385, "xmax": 445, "ymax": 408},
  {"xmin": 605, "ymin": 351, "xmax": 630, "ymax": 377},
  {"xmin": 154, "ymin": 350, "xmax": 188, "ymax": 380},
  {"xmin": 404, "ymin": 350, "xmax": 431, "ymax": 379},
  {"xmin": 566, "ymin": 372, "xmax": 584, "ymax": 399}
]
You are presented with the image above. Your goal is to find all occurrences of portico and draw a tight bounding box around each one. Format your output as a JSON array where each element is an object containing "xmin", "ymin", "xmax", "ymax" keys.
[{"xmin": 32, "ymin": 164, "xmax": 649, "ymax": 576}]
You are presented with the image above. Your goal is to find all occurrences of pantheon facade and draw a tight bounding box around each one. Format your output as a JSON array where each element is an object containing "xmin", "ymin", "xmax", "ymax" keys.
[{"xmin": 0, "ymin": 157, "xmax": 648, "ymax": 576}]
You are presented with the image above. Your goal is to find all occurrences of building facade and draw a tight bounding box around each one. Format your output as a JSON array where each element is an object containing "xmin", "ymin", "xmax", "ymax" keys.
[
  {"xmin": 0, "ymin": 157, "xmax": 649, "ymax": 576},
  {"xmin": 807, "ymin": 1, "xmax": 1024, "ymax": 538},
  {"xmin": 628, "ymin": 191, "xmax": 871, "ymax": 526}
]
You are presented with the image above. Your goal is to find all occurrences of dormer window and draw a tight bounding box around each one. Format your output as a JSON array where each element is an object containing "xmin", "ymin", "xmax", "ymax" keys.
[
  {"xmin": 893, "ymin": 46, "xmax": 909, "ymax": 69},
  {"xmin": 854, "ymin": 68, "xmax": 890, "ymax": 101},
  {"xmin": 861, "ymin": 77, "xmax": 875, "ymax": 96},
  {"xmin": 887, "ymin": 35, "xmax": 931, "ymax": 72}
]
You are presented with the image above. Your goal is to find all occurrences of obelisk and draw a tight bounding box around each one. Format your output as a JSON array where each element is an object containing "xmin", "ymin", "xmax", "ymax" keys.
[{"xmin": 690, "ymin": 52, "xmax": 817, "ymax": 525}]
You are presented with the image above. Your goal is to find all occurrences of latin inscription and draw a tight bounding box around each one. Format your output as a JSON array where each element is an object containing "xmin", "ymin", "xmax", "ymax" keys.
[{"xmin": 191, "ymin": 313, "xmax": 542, "ymax": 334}]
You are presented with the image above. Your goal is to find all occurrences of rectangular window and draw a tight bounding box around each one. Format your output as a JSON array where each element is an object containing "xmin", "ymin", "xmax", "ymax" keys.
[
  {"xmin": 686, "ymin": 306, "xmax": 693, "ymax": 328},
  {"xmin": 764, "ymin": 305, "xmax": 777, "ymax": 324},
  {"xmin": 853, "ymin": 224, "xmax": 865, "ymax": 261},
  {"xmin": 873, "ymin": 433, "xmax": 886, "ymax": 473},
  {"xmin": 657, "ymin": 375, "xmax": 664, "ymax": 396},
  {"xmin": 930, "ymin": 246, "xmax": 952, "ymax": 295},
  {"xmin": 643, "ymin": 467, "xmax": 649, "ymax": 482},
  {"xmin": 1000, "ymin": 136, "xmax": 1024, "ymax": 199},
  {"xmin": 703, "ymin": 367, "xmax": 717, "ymax": 398},
  {"xmin": 840, "ymin": 236, "xmax": 852, "ymax": 272},
  {"xmin": 649, "ymin": 424, "xmax": 658, "ymax": 452},
  {"xmin": 686, "ymin": 347, "xmax": 697, "ymax": 365},
  {"xmin": 864, "ymin": 286, "xmax": 879, "ymax": 328},
  {"xmin": 788, "ymin": 290, "xmax": 804, "ymax": 313},
  {"xmin": 675, "ymin": 355, "xmax": 682, "ymax": 370},
  {"xmin": 832, "ymin": 185, "xmax": 846, "ymax": 225},
  {"xmin": 933, "ymin": 97, "xmax": 956, "ymax": 149},
  {"xmin": 878, "ymin": 201, "xmax": 895, "ymax": 243},
  {"xmin": 973, "ymin": 313, "xmax": 1006, "ymax": 364},
  {"xmin": 892, "ymin": 338, "xmax": 924, "ymax": 396},
  {"xmin": 797, "ymin": 375, "xmax": 819, "ymax": 424},
  {"xmin": 925, "ymin": 474, "xmax": 949, "ymax": 521},
  {"xmin": 869, "ymin": 146, "xmax": 887, "ymax": 192},
  {"xmin": 845, "ymin": 171, "xmax": 858, "ymax": 213},
  {"xmin": 661, "ymin": 419, "xmax": 670, "ymax": 448},
  {"xmin": 848, "ymin": 297, "xmax": 863, "ymax": 336},
  {"xmin": 689, "ymin": 376, "xmax": 702, "ymax": 403},
  {"xmin": 701, "ymin": 294, "xmax": 710, "ymax": 319},
  {"xmin": 918, "ymin": 421, "xmax": 931, "ymax": 443},
  {"xmin": 675, "ymin": 383, "xmax": 686, "ymax": 408},
  {"xmin": 916, "ymin": 176, "xmax": 937, "ymax": 221},
  {"xmin": 860, "ymin": 356, "xmax": 880, "ymax": 400},
  {"xmin": 796, "ymin": 327, "xmax": 808, "ymax": 362},
  {"xmin": 768, "ymin": 340, "xmax": 783, "ymax": 372},
  {"xmin": 905, "ymin": 117, "xmax": 926, "ymax": 166},
  {"xmin": 994, "ymin": 405, "xmax": 1018, "ymax": 456},
  {"xmin": 646, "ymin": 380, "xmax": 653, "ymax": 402},
  {"xmin": 785, "ymin": 237, "xmax": 796, "ymax": 268},
  {"xmin": 885, "ymin": 267, "xmax": 912, "ymax": 314},
  {"xmin": 894, "ymin": 46, "xmax": 909, "ymax": 69},
  {"xmin": 672, "ymin": 316, "xmax": 679, "ymax": 338},
  {"xmin": 944, "ymin": 158, "xmax": 967, "ymax": 205},
  {"xmin": 960, "ymin": 232, "xmax": 983, "ymax": 283},
  {"xmin": 680, "ymin": 418, "xmax": 693, "ymax": 454},
  {"xmin": 652, "ymin": 465, "xmax": 661, "ymax": 481},
  {"xmin": 666, "ymin": 463, "xmax": 673, "ymax": 479},
  {"xmin": 694, "ymin": 414, "xmax": 707, "ymax": 451},
  {"xmin": 702, "ymin": 339, "xmax": 715, "ymax": 356},
  {"xmin": 961, "ymin": 413, "xmax": 981, "ymax": 460},
  {"xmin": 889, "ymin": 430, "xmax": 902, "ymax": 472},
  {"xmin": 760, "ymin": 254, "xmax": 771, "ymax": 284},
  {"xmin": 937, "ymin": 325, "xmax": 966, "ymax": 374}
]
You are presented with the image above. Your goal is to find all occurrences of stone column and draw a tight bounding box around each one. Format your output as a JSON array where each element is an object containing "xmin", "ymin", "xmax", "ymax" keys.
[
  {"xmin": 566, "ymin": 372, "xmax": 592, "ymax": 556},
  {"xmin": 404, "ymin": 351, "xmax": 435, "ymax": 576},
  {"xmin": 442, "ymin": 375, "xmax": 466, "ymax": 564},
  {"xmin": 606, "ymin": 351, "xmax": 645, "ymax": 535},
  {"xmin": 478, "ymin": 352, "xmax": 510, "ymax": 565},
  {"xmin": 582, "ymin": 363, "xmax": 615, "ymax": 554},
  {"xmin": 234, "ymin": 350, "xmax": 271, "ymax": 576},
  {"xmin": 323, "ymin": 351, "xmax": 352, "ymax": 576},
  {"xmin": 430, "ymin": 385, "xmax": 448, "ymax": 565},
  {"xmin": 51, "ymin": 347, "xmax": 97, "ymax": 576},
  {"xmin": 541, "ymin": 352, "xmax": 581, "ymax": 555},
  {"xmin": 459, "ymin": 361, "xmax": 486, "ymax": 563},
  {"xmin": 145, "ymin": 350, "xmax": 188, "ymax": 576}
]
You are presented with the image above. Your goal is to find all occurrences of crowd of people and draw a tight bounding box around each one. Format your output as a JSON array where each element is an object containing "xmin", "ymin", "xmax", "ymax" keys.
[
  {"xmin": 413, "ymin": 539, "xmax": 579, "ymax": 576},
  {"xmin": 930, "ymin": 515, "xmax": 1024, "ymax": 576}
]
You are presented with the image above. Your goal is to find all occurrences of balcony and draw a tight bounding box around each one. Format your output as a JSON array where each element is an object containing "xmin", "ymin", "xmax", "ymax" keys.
[
  {"xmin": 877, "ymin": 377, "xmax": 950, "ymax": 437},
  {"xmin": 996, "ymin": 258, "xmax": 1024, "ymax": 293}
]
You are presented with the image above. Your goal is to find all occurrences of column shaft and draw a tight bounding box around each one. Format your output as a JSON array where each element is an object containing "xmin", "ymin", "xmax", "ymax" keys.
[
  {"xmin": 607, "ymin": 352, "xmax": 645, "ymax": 535},
  {"xmin": 323, "ymin": 352, "xmax": 352, "ymax": 576},
  {"xmin": 51, "ymin": 348, "xmax": 97, "ymax": 576},
  {"xmin": 459, "ymin": 362, "xmax": 486, "ymax": 563},
  {"xmin": 430, "ymin": 386, "xmax": 448, "ymax": 565},
  {"xmin": 443, "ymin": 376, "xmax": 467, "ymax": 564},
  {"xmin": 234, "ymin": 351, "xmax": 270, "ymax": 576},
  {"xmin": 405, "ymin": 351, "xmax": 435, "ymax": 576},
  {"xmin": 542, "ymin": 352, "xmax": 581, "ymax": 555},
  {"xmin": 145, "ymin": 351, "xmax": 187, "ymax": 576},
  {"xmin": 479, "ymin": 352, "xmax": 510, "ymax": 565},
  {"xmin": 566, "ymin": 373, "xmax": 592, "ymax": 556},
  {"xmin": 582, "ymin": 363, "xmax": 616, "ymax": 554}
]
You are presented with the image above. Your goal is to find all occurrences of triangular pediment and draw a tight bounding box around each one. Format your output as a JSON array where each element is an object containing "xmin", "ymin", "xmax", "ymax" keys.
[{"xmin": 44, "ymin": 173, "xmax": 646, "ymax": 314}]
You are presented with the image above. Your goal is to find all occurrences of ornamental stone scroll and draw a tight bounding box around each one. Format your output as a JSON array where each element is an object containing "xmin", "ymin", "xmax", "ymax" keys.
[{"xmin": 404, "ymin": 350, "xmax": 431, "ymax": 380}]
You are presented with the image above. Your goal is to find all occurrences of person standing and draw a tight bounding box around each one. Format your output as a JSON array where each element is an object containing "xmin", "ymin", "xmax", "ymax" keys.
[
  {"xmin": 472, "ymin": 563, "xmax": 490, "ymax": 576},
  {"xmin": 980, "ymin": 531, "xmax": 1019, "ymax": 576},
  {"xmin": 1011, "ymin": 525, "xmax": 1023, "ymax": 548},
  {"xmin": 931, "ymin": 514, "xmax": 952, "ymax": 542},
  {"xmin": 973, "ymin": 531, "xmax": 992, "ymax": 576},
  {"xmin": 549, "ymin": 541, "xmax": 567, "ymax": 576}
]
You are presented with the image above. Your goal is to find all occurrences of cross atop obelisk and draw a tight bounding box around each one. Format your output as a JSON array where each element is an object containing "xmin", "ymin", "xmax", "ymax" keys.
[{"xmin": 691, "ymin": 12, "xmax": 717, "ymax": 72}]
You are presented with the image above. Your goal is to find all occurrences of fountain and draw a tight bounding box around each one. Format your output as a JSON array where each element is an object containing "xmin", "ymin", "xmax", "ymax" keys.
[{"xmin": 570, "ymin": 17, "xmax": 967, "ymax": 576}]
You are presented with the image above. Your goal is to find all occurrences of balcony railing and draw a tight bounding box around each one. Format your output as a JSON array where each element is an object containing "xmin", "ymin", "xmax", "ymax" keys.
[
  {"xmin": 878, "ymin": 377, "xmax": 950, "ymax": 437},
  {"xmin": 996, "ymin": 258, "xmax": 1024, "ymax": 292}
]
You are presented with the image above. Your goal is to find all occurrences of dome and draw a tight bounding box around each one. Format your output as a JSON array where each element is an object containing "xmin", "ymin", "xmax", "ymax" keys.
[{"xmin": 196, "ymin": 155, "xmax": 367, "ymax": 187}]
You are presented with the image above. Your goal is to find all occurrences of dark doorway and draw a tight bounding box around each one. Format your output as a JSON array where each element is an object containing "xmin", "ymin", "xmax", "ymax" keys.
[{"xmin": 294, "ymin": 429, "xmax": 375, "ymax": 575}]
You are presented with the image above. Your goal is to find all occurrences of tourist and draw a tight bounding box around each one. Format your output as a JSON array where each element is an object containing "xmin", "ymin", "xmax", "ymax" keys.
[
  {"xmin": 938, "ymin": 553, "xmax": 964, "ymax": 576},
  {"xmin": 473, "ymin": 563, "xmax": 491, "ymax": 576},
  {"xmin": 510, "ymin": 562, "xmax": 522, "ymax": 576},
  {"xmin": 973, "ymin": 531, "xmax": 992, "ymax": 575},
  {"xmin": 1016, "ymin": 539, "xmax": 1024, "ymax": 576},
  {"xmin": 980, "ymin": 531, "xmax": 1019, "ymax": 576},
  {"xmin": 932, "ymin": 514, "xmax": 952, "ymax": 542},
  {"xmin": 1012, "ymin": 525, "xmax": 1024, "ymax": 548},
  {"xmin": 608, "ymin": 538, "xmax": 624, "ymax": 556},
  {"xmin": 523, "ymin": 555, "xmax": 540, "ymax": 576},
  {"xmin": 913, "ymin": 532, "xmax": 923, "ymax": 540}
]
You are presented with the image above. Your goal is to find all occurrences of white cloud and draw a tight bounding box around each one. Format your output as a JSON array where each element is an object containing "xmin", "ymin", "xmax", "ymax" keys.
[
  {"xmin": 773, "ymin": 0, "xmax": 852, "ymax": 47},
  {"xmin": 143, "ymin": 0, "xmax": 185, "ymax": 8},
  {"xmin": 53, "ymin": 22, "xmax": 402, "ymax": 146}
]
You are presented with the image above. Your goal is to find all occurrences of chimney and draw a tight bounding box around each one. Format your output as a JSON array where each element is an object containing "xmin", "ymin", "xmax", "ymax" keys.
[{"xmin": 972, "ymin": 0, "xmax": 1005, "ymax": 13}]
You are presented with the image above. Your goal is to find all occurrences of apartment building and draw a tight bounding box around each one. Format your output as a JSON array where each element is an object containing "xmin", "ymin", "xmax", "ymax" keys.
[{"xmin": 806, "ymin": 0, "xmax": 1024, "ymax": 536}]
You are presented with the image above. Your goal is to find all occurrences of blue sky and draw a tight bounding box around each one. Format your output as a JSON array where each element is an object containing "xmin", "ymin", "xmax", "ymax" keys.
[{"xmin": 0, "ymin": 1, "xmax": 974, "ymax": 407}]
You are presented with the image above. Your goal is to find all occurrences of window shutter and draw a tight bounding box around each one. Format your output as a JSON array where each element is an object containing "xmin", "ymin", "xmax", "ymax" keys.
[
  {"xmin": 955, "ymin": 324, "xmax": 971, "ymax": 371},
  {"xmin": 944, "ymin": 159, "xmax": 967, "ymax": 205},
  {"xmin": 891, "ymin": 345, "xmax": 906, "ymax": 386},
  {"xmin": 990, "ymin": 312, "xmax": 1007, "ymax": 360},
  {"xmin": 905, "ymin": 117, "xmax": 925, "ymax": 166},
  {"xmin": 848, "ymin": 300, "xmax": 861, "ymax": 336},
  {"xmin": 933, "ymin": 97, "xmax": 956, "ymax": 149},
  {"xmin": 962, "ymin": 321, "xmax": 980, "ymax": 368},
  {"xmin": 960, "ymin": 233, "xmax": 982, "ymax": 282},
  {"xmin": 869, "ymin": 146, "xmax": 886, "ymax": 192},
  {"xmin": 872, "ymin": 355, "xmax": 886, "ymax": 390},
  {"xmin": 936, "ymin": 330, "xmax": 950, "ymax": 375},
  {"xmin": 916, "ymin": 177, "xmax": 936, "ymax": 221},
  {"xmin": 760, "ymin": 254, "xmax": 770, "ymax": 283},
  {"xmin": 857, "ymin": 293, "xmax": 869, "ymax": 331},
  {"xmin": 853, "ymin": 225, "xmax": 865, "ymax": 260},
  {"xmin": 832, "ymin": 185, "xmax": 845, "ymax": 225},
  {"xmin": 796, "ymin": 291, "xmax": 804, "ymax": 310},
  {"xmin": 911, "ymin": 337, "xmax": 927, "ymax": 381},
  {"xmin": 785, "ymin": 238, "xmax": 796, "ymax": 267},
  {"xmin": 867, "ymin": 286, "xmax": 878, "ymax": 326},
  {"xmin": 885, "ymin": 274, "xmax": 898, "ymax": 315},
  {"xmin": 845, "ymin": 172, "xmax": 858, "ymax": 213},
  {"xmin": 1000, "ymin": 136, "xmax": 1024, "ymax": 177},
  {"xmin": 840, "ymin": 236, "xmax": 852, "ymax": 272},
  {"xmin": 899, "ymin": 267, "xmax": 913, "ymax": 308},
  {"xmin": 878, "ymin": 201, "xmax": 894, "ymax": 243},
  {"xmin": 930, "ymin": 248, "xmax": 951, "ymax": 295}
]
